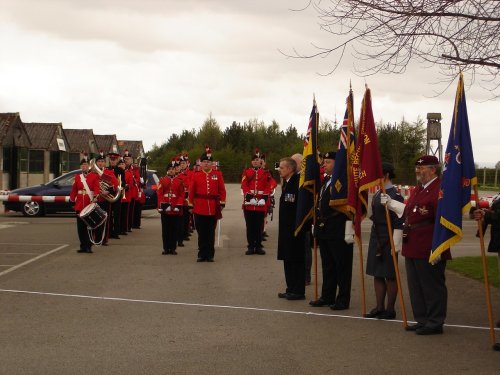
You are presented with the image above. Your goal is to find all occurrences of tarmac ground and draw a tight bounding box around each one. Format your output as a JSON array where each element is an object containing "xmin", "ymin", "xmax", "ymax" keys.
[{"xmin": 0, "ymin": 184, "xmax": 499, "ymax": 374}]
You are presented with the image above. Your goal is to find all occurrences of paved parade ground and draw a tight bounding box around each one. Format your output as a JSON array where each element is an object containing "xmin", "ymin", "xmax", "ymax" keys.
[{"xmin": 1, "ymin": 184, "xmax": 499, "ymax": 374}]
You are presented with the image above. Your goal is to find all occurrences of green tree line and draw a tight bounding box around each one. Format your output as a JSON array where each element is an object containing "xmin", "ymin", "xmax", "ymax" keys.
[{"xmin": 147, "ymin": 115, "xmax": 427, "ymax": 185}]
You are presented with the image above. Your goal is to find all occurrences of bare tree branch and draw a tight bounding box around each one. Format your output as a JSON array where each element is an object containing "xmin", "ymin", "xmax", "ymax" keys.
[{"xmin": 285, "ymin": 0, "xmax": 500, "ymax": 97}]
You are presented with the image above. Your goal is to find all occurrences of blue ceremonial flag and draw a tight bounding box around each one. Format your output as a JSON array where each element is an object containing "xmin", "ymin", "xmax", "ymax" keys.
[
  {"xmin": 295, "ymin": 97, "xmax": 320, "ymax": 236},
  {"xmin": 329, "ymin": 87, "xmax": 356, "ymax": 216},
  {"xmin": 429, "ymin": 73, "xmax": 477, "ymax": 263}
]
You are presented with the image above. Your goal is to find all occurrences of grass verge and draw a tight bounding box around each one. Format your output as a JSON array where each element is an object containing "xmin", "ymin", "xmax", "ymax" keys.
[{"xmin": 448, "ymin": 256, "xmax": 500, "ymax": 288}]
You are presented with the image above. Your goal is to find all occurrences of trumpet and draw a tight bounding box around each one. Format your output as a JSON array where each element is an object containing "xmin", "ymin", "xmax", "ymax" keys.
[{"xmin": 89, "ymin": 158, "xmax": 123, "ymax": 203}]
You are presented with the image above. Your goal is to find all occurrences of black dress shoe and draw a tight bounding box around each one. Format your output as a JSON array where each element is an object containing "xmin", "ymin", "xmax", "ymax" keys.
[
  {"xmin": 171, "ymin": 250, "xmax": 178, "ymax": 255},
  {"xmin": 405, "ymin": 323, "xmax": 424, "ymax": 331},
  {"xmin": 286, "ymin": 293, "xmax": 306, "ymax": 300},
  {"xmin": 255, "ymin": 248, "xmax": 266, "ymax": 255},
  {"xmin": 330, "ymin": 304, "xmax": 349, "ymax": 311},
  {"xmin": 496, "ymin": 321, "xmax": 500, "ymax": 328},
  {"xmin": 309, "ymin": 298, "xmax": 331, "ymax": 307},
  {"xmin": 363, "ymin": 308, "xmax": 383, "ymax": 318},
  {"xmin": 196, "ymin": 258, "xmax": 206, "ymax": 262},
  {"xmin": 416, "ymin": 326, "xmax": 443, "ymax": 335},
  {"xmin": 207, "ymin": 258, "xmax": 214, "ymax": 262},
  {"xmin": 493, "ymin": 343, "xmax": 500, "ymax": 351},
  {"xmin": 378, "ymin": 310, "xmax": 396, "ymax": 320},
  {"xmin": 177, "ymin": 243, "xmax": 184, "ymax": 247},
  {"xmin": 278, "ymin": 292, "xmax": 289, "ymax": 299},
  {"xmin": 245, "ymin": 249, "xmax": 254, "ymax": 255}
]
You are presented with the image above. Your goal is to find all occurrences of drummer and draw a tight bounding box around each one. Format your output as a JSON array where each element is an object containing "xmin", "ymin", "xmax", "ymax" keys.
[{"xmin": 70, "ymin": 154, "xmax": 100, "ymax": 253}]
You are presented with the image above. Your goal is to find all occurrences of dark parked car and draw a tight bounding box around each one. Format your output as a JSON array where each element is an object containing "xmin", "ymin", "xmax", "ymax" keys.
[{"xmin": 3, "ymin": 169, "xmax": 159, "ymax": 216}]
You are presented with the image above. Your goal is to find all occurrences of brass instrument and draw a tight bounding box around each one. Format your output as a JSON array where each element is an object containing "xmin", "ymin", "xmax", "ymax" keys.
[{"xmin": 89, "ymin": 158, "xmax": 123, "ymax": 203}]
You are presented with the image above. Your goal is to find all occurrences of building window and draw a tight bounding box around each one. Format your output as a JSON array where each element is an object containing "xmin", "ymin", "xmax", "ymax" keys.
[
  {"xmin": 19, "ymin": 148, "xmax": 29, "ymax": 172},
  {"xmin": 69, "ymin": 153, "xmax": 81, "ymax": 171},
  {"xmin": 29, "ymin": 150, "xmax": 44, "ymax": 173}
]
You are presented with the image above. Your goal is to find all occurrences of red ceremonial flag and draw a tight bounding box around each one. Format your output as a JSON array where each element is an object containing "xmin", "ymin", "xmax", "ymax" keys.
[{"xmin": 348, "ymin": 86, "xmax": 383, "ymax": 242}]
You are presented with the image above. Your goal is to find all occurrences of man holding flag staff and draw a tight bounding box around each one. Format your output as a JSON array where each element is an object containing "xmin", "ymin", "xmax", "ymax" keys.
[{"xmin": 389, "ymin": 155, "xmax": 447, "ymax": 335}]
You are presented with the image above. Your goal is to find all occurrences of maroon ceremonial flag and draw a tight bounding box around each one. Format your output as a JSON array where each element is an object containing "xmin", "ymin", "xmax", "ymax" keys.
[{"xmin": 348, "ymin": 87, "xmax": 383, "ymax": 242}]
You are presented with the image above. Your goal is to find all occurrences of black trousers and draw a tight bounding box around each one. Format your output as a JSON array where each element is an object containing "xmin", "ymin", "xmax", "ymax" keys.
[
  {"xmin": 133, "ymin": 201, "xmax": 142, "ymax": 228},
  {"xmin": 110, "ymin": 200, "xmax": 121, "ymax": 236},
  {"xmin": 194, "ymin": 214, "xmax": 217, "ymax": 260},
  {"xmin": 318, "ymin": 238, "xmax": 353, "ymax": 307},
  {"xmin": 127, "ymin": 199, "xmax": 136, "ymax": 231},
  {"xmin": 304, "ymin": 231, "xmax": 312, "ymax": 283},
  {"xmin": 243, "ymin": 210, "xmax": 265, "ymax": 250},
  {"xmin": 176, "ymin": 208, "xmax": 186, "ymax": 244},
  {"xmin": 120, "ymin": 202, "xmax": 129, "ymax": 234},
  {"xmin": 405, "ymin": 258, "xmax": 447, "ymax": 329},
  {"xmin": 76, "ymin": 215, "xmax": 92, "ymax": 251},
  {"xmin": 317, "ymin": 238, "xmax": 338, "ymax": 303},
  {"xmin": 283, "ymin": 260, "xmax": 306, "ymax": 296},
  {"xmin": 161, "ymin": 214, "xmax": 179, "ymax": 252},
  {"xmin": 182, "ymin": 206, "xmax": 190, "ymax": 238}
]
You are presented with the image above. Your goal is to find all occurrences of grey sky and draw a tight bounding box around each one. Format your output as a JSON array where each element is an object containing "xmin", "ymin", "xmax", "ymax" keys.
[{"xmin": 0, "ymin": 0, "xmax": 497, "ymax": 165}]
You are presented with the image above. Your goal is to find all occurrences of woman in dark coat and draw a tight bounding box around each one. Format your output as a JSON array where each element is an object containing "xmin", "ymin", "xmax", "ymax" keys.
[
  {"xmin": 277, "ymin": 157, "xmax": 306, "ymax": 300},
  {"xmin": 365, "ymin": 162, "xmax": 404, "ymax": 319}
]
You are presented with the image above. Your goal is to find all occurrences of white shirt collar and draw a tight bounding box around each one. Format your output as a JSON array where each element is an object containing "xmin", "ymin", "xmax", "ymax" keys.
[{"xmin": 422, "ymin": 176, "xmax": 438, "ymax": 189}]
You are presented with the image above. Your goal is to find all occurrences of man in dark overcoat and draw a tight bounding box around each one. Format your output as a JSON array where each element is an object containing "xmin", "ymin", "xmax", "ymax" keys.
[{"xmin": 277, "ymin": 157, "xmax": 306, "ymax": 300}]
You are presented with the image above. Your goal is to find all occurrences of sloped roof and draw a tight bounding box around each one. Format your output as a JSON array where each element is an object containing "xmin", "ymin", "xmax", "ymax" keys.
[
  {"xmin": 24, "ymin": 122, "xmax": 69, "ymax": 151},
  {"xmin": 117, "ymin": 140, "xmax": 145, "ymax": 158},
  {"xmin": 0, "ymin": 112, "xmax": 31, "ymax": 147},
  {"xmin": 94, "ymin": 134, "xmax": 118, "ymax": 154},
  {"xmin": 64, "ymin": 129, "xmax": 98, "ymax": 153}
]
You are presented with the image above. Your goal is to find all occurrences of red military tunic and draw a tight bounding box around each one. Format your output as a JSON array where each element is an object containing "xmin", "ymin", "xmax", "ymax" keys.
[
  {"xmin": 121, "ymin": 169, "xmax": 134, "ymax": 203},
  {"xmin": 241, "ymin": 167, "xmax": 271, "ymax": 212},
  {"xmin": 188, "ymin": 169, "xmax": 226, "ymax": 217},
  {"xmin": 157, "ymin": 175, "xmax": 184, "ymax": 215},
  {"xmin": 178, "ymin": 169, "xmax": 192, "ymax": 206},
  {"xmin": 402, "ymin": 177, "xmax": 451, "ymax": 260},
  {"xmin": 70, "ymin": 172, "xmax": 100, "ymax": 212},
  {"xmin": 126, "ymin": 166, "xmax": 139, "ymax": 201}
]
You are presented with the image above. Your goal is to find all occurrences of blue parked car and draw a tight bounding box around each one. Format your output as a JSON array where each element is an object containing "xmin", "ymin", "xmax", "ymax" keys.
[{"xmin": 3, "ymin": 169, "xmax": 159, "ymax": 216}]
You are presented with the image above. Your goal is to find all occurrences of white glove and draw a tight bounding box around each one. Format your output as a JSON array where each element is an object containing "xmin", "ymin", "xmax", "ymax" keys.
[
  {"xmin": 140, "ymin": 177, "xmax": 144, "ymax": 184},
  {"xmin": 430, "ymin": 252, "xmax": 441, "ymax": 265},
  {"xmin": 165, "ymin": 206, "xmax": 171, "ymax": 212},
  {"xmin": 344, "ymin": 221, "xmax": 354, "ymax": 244},
  {"xmin": 380, "ymin": 193, "xmax": 405, "ymax": 218},
  {"xmin": 173, "ymin": 207, "xmax": 180, "ymax": 212},
  {"xmin": 257, "ymin": 199, "xmax": 266, "ymax": 206},
  {"xmin": 393, "ymin": 229, "xmax": 403, "ymax": 253},
  {"xmin": 157, "ymin": 208, "xmax": 162, "ymax": 213},
  {"xmin": 249, "ymin": 198, "xmax": 258, "ymax": 205}
]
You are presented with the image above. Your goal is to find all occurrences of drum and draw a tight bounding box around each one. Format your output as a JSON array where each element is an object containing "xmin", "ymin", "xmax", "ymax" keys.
[{"xmin": 79, "ymin": 203, "xmax": 107, "ymax": 229}]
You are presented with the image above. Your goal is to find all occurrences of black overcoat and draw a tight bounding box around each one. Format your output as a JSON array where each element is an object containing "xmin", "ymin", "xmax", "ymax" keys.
[{"xmin": 277, "ymin": 173, "xmax": 305, "ymax": 261}]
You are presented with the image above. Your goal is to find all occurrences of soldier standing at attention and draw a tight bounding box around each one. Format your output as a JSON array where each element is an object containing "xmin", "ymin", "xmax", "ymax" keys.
[
  {"xmin": 107, "ymin": 152, "xmax": 125, "ymax": 239},
  {"xmin": 157, "ymin": 159, "xmax": 185, "ymax": 255},
  {"xmin": 188, "ymin": 146, "xmax": 226, "ymax": 262},
  {"xmin": 277, "ymin": 157, "xmax": 306, "ymax": 300},
  {"xmin": 70, "ymin": 155, "xmax": 100, "ymax": 253},
  {"xmin": 241, "ymin": 149, "xmax": 271, "ymax": 255}
]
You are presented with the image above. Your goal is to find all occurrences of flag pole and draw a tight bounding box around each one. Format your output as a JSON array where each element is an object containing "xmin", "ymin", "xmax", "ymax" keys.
[
  {"xmin": 313, "ymin": 108, "xmax": 320, "ymax": 301},
  {"xmin": 357, "ymin": 230, "xmax": 367, "ymax": 316},
  {"xmin": 473, "ymin": 185, "xmax": 497, "ymax": 347},
  {"xmin": 380, "ymin": 183, "xmax": 408, "ymax": 328}
]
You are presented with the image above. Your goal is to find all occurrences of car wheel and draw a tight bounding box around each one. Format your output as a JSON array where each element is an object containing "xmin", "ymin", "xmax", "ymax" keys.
[{"xmin": 22, "ymin": 201, "xmax": 44, "ymax": 217}]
